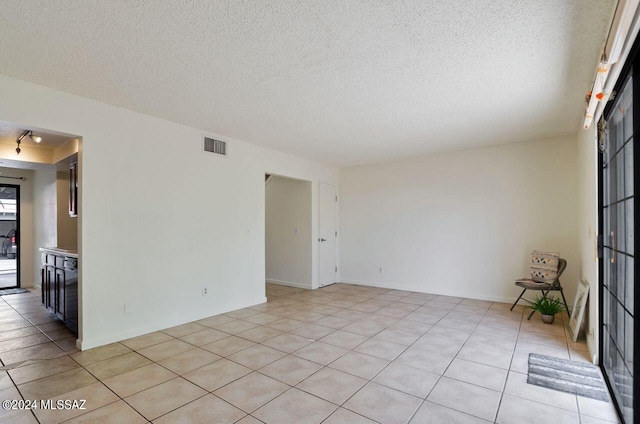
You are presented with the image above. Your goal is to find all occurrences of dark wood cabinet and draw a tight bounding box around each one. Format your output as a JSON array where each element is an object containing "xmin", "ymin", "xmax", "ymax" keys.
[{"xmin": 41, "ymin": 251, "xmax": 78, "ymax": 334}]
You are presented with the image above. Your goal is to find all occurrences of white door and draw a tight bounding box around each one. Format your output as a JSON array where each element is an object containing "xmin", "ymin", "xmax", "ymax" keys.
[{"xmin": 319, "ymin": 183, "xmax": 337, "ymax": 287}]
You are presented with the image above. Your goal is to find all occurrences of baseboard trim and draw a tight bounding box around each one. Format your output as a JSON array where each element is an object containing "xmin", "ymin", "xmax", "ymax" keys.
[
  {"xmin": 266, "ymin": 279, "xmax": 311, "ymax": 290},
  {"xmin": 340, "ymin": 278, "xmax": 517, "ymax": 304}
]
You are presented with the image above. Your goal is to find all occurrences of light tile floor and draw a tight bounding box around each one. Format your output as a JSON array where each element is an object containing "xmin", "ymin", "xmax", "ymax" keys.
[{"xmin": 0, "ymin": 284, "xmax": 622, "ymax": 423}]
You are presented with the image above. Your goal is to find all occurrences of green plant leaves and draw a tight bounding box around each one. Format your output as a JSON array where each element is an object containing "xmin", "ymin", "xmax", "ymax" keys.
[{"xmin": 528, "ymin": 295, "xmax": 565, "ymax": 315}]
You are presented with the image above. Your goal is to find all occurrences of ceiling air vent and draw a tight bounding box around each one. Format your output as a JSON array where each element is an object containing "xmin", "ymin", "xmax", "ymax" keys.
[{"xmin": 203, "ymin": 137, "xmax": 227, "ymax": 156}]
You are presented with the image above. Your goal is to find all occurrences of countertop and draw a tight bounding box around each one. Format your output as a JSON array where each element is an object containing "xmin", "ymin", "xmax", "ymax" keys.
[{"xmin": 39, "ymin": 247, "xmax": 78, "ymax": 258}]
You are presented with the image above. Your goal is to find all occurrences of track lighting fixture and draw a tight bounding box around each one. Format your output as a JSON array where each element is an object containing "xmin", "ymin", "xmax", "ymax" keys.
[{"xmin": 15, "ymin": 130, "xmax": 43, "ymax": 155}]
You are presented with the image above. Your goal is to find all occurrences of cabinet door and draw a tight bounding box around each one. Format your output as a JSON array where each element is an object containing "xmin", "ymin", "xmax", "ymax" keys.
[
  {"xmin": 54, "ymin": 268, "xmax": 66, "ymax": 319},
  {"xmin": 46, "ymin": 266, "xmax": 57, "ymax": 313},
  {"xmin": 41, "ymin": 266, "xmax": 48, "ymax": 306},
  {"xmin": 65, "ymin": 276, "xmax": 78, "ymax": 334}
]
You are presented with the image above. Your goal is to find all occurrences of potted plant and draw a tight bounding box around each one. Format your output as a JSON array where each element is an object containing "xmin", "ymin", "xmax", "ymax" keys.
[{"xmin": 529, "ymin": 296, "xmax": 565, "ymax": 324}]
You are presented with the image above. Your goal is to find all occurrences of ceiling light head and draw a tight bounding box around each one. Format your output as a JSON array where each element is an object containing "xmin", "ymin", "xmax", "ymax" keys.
[
  {"xmin": 29, "ymin": 131, "xmax": 42, "ymax": 143},
  {"xmin": 15, "ymin": 129, "xmax": 44, "ymax": 155}
]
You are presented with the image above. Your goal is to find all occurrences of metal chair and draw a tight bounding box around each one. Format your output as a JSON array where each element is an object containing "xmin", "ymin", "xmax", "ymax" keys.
[{"xmin": 510, "ymin": 258, "xmax": 570, "ymax": 319}]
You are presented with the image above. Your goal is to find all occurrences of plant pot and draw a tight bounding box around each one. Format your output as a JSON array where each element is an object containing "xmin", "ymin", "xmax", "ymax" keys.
[{"xmin": 541, "ymin": 314, "xmax": 555, "ymax": 324}]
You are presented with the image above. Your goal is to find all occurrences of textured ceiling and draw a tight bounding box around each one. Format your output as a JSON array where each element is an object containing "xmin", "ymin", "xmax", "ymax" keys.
[{"xmin": 0, "ymin": 1, "xmax": 616, "ymax": 166}]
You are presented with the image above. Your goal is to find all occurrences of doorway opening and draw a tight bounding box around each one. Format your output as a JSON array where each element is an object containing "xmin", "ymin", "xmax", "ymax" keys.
[
  {"xmin": 318, "ymin": 182, "xmax": 337, "ymax": 288},
  {"xmin": 0, "ymin": 184, "xmax": 19, "ymax": 289},
  {"xmin": 0, "ymin": 120, "xmax": 80, "ymax": 350},
  {"xmin": 265, "ymin": 174, "xmax": 312, "ymax": 300}
]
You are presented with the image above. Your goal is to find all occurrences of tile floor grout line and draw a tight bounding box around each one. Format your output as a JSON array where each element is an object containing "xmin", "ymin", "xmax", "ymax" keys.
[
  {"xmin": 493, "ymin": 303, "xmax": 526, "ymax": 424},
  {"xmin": 82, "ymin": 343, "xmax": 193, "ymax": 422},
  {"xmin": 127, "ymin": 389, "xmax": 212, "ymax": 423},
  {"xmin": 363, "ymin": 294, "xmax": 462, "ymax": 422},
  {"xmin": 413, "ymin": 296, "xmax": 501, "ymax": 423},
  {"xmin": 263, "ymin": 285, "xmax": 412, "ymax": 422},
  {"xmin": 325, "ymin": 295, "xmax": 467, "ymax": 422},
  {"xmin": 386, "ymin": 296, "xmax": 466, "ymax": 423},
  {"xmin": 500, "ymin": 306, "xmax": 585, "ymax": 421},
  {"xmin": 0, "ymin": 294, "xmax": 53, "ymax": 357},
  {"xmin": 178, "ymin": 286, "xmax": 396, "ymax": 418},
  {"xmin": 0, "ymin": 290, "xmax": 77, "ymax": 361}
]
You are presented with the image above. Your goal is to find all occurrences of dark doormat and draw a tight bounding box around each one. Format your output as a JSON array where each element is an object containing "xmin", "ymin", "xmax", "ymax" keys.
[
  {"xmin": 0, "ymin": 288, "xmax": 29, "ymax": 296},
  {"xmin": 527, "ymin": 353, "xmax": 609, "ymax": 401}
]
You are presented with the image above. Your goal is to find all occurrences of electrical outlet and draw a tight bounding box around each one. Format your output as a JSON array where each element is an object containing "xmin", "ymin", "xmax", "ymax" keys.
[
  {"xmin": 379, "ymin": 267, "xmax": 383, "ymax": 273},
  {"xmin": 124, "ymin": 302, "xmax": 133, "ymax": 314},
  {"xmin": 202, "ymin": 287, "xmax": 209, "ymax": 296}
]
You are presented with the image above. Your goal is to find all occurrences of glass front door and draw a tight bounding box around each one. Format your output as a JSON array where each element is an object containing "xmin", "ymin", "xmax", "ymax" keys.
[{"xmin": 0, "ymin": 185, "xmax": 19, "ymax": 289}]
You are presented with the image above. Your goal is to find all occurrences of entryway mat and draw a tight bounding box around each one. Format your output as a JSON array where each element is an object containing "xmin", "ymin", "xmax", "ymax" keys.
[
  {"xmin": 527, "ymin": 353, "xmax": 609, "ymax": 401},
  {"xmin": 0, "ymin": 288, "xmax": 29, "ymax": 296}
]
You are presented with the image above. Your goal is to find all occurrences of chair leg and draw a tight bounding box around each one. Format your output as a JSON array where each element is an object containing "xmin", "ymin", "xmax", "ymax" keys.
[
  {"xmin": 559, "ymin": 289, "xmax": 571, "ymax": 317},
  {"xmin": 511, "ymin": 289, "xmax": 527, "ymax": 311}
]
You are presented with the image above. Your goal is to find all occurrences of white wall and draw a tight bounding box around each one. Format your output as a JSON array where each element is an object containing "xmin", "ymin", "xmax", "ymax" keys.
[
  {"xmin": 56, "ymin": 171, "xmax": 77, "ymax": 249},
  {"xmin": 0, "ymin": 74, "xmax": 339, "ymax": 349},
  {"xmin": 340, "ymin": 136, "xmax": 580, "ymax": 303},
  {"xmin": 266, "ymin": 176, "xmax": 312, "ymax": 288},
  {"xmin": 32, "ymin": 168, "xmax": 57, "ymax": 287},
  {"xmin": 0, "ymin": 167, "xmax": 34, "ymax": 287},
  {"xmin": 576, "ymin": 126, "xmax": 599, "ymax": 360}
]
